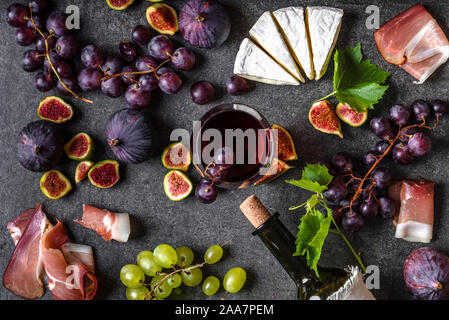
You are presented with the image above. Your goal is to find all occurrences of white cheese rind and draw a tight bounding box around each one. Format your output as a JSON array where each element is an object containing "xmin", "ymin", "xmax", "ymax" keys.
[
  {"xmin": 249, "ymin": 11, "xmax": 304, "ymax": 82},
  {"xmin": 233, "ymin": 38, "xmax": 300, "ymax": 86},
  {"xmin": 306, "ymin": 6, "xmax": 343, "ymax": 80},
  {"xmin": 273, "ymin": 7, "xmax": 315, "ymax": 80}
]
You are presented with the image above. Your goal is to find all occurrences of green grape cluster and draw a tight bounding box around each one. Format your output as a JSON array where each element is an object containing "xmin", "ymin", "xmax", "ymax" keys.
[{"xmin": 119, "ymin": 243, "xmax": 247, "ymax": 300}]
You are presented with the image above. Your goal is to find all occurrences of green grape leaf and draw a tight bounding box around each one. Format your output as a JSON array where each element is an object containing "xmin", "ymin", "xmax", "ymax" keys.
[
  {"xmin": 294, "ymin": 208, "xmax": 332, "ymax": 277},
  {"xmin": 333, "ymin": 43, "xmax": 390, "ymax": 113},
  {"xmin": 285, "ymin": 164, "xmax": 333, "ymax": 194}
]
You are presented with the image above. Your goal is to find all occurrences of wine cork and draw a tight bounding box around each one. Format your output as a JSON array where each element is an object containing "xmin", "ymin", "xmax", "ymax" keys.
[{"xmin": 240, "ymin": 195, "xmax": 272, "ymax": 228}]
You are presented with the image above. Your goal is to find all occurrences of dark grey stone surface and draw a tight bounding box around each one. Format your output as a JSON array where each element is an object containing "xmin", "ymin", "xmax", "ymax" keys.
[{"xmin": 0, "ymin": 0, "xmax": 448, "ymax": 300}]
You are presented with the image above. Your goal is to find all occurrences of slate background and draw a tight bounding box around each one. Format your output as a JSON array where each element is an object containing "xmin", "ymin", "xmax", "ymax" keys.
[{"xmin": 0, "ymin": 0, "xmax": 448, "ymax": 300}]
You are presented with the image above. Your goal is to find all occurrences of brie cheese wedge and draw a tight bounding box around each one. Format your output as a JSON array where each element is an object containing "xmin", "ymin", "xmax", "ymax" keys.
[
  {"xmin": 306, "ymin": 7, "xmax": 343, "ymax": 80},
  {"xmin": 233, "ymin": 38, "xmax": 300, "ymax": 86},
  {"xmin": 249, "ymin": 11, "xmax": 304, "ymax": 83},
  {"xmin": 273, "ymin": 7, "xmax": 315, "ymax": 80}
]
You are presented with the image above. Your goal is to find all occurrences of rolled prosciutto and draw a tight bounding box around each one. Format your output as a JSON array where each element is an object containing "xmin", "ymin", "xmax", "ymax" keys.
[
  {"xmin": 74, "ymin": 204, "xmax": 130, "ymax": 243},
  {"xmin": 395, "ymin": 180, "xmax": 435, "ymax": 243},
  {"xmin": 374, "ymin": 4, "xmax": 449, "ymax": 84}
]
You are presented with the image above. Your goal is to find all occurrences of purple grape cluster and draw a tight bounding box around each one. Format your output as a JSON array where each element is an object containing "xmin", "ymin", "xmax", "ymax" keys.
[
  {"xmin": 367, "ymin": 100, "xmax": 446, "ymax": 166},
  {"xmin": 325, "ymin": 153, "xmax": 395, "ymax": 232},
  {"xmin": 195, "ymin": 146, "xmax": 235, "ymax": 204}
]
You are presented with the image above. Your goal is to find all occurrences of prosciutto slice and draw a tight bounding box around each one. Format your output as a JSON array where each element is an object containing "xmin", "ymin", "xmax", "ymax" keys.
[
  {"xmin": 74, "ymin": 204, "xmax": 130, "ymax": 243},
  {"xmin": 7, "ymin": 208, "xmax": 36, "ymax": 245},
  {"xmin": 374, "ymin": 4, "xmax": 449, "ymax": 84},
  {"xmin": 395, "ymin": 180, "xmax": 435, "ymax": 243},
  {"xmin": 41, "ymin": 221, "xmax": 98, "ymax": 300},
  {"xmin": 3, "ymin": 204, "xmax": 50, "ymax": 299}
]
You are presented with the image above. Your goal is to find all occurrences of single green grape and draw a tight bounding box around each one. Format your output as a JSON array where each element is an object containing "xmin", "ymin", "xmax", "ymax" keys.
[
  {"xmin": 181, "ymin": 267, "xmax": 203, "ymax": 287},
  {"xmin": 167, "ymin": 273, "xmax": 182, "ymax": 288},
  {"xmin": 202, "ymin": 276, "xmax": 220, "ymax": 296},
  {"xmin": 223, "ymin": 267, "xmax": 246, "ymax": 293},
  {"xmin": 153, "ymin": 244, "xmax": 178, "ymax": 268},
  {"xmin": 173, "ymin": 288, "xmax": 182, "ymax": 296},
  {"xmin": 151, "ymin": 275, "xmax": 173, "ymax": 299},
  {"xmin": 120, "ymin": 264, "xmax": 145, "ymax": 288},
  {"xmin": 204, "ymin": 245, "xmax": 223, "ymax": 264},
  {"xmin": 126, "ymin": 286, "xmax": 150, "ymax": 300},
  {"xmin": 137, "ymin": 251, "xmax": 162, "ymax": 276},
  {"xmin": 176, "ymin": 246, "xmax": 194, "ymax": 267}
]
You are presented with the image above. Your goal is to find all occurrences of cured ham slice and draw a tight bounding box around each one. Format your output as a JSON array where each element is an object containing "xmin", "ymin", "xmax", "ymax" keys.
[
  {"xmin": 7, "ymin": 208, "xmax": 36, "ymax": 245},
  {"xmin": 41, "ymin": 221, "xmax": 98, "ymax": 300},
  {"xmin": 374, "ymin": 4, "xmax": 449, "ymax": 84},
  {"xmin": 3, "ymin": 204, "xmax": 50, "ymax": 299},
  {"xmin": 395, "ymin": 180, "xmax": 435, "ymax": 243},
  {"xmin": 75, "ymin": 204, "xmax": 130, "ymax": 243}
]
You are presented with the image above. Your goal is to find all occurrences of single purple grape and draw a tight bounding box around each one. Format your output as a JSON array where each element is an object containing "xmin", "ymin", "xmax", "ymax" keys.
[
  {"xmin": 379, "ymin": 197, "xmax": 395, "ymax": 219},
  {"xmin": 125, "ymin": 84, "xmax": 152, "ymax": 110},
  {"xmin": 364, "ymin": 151, "xmax": 378, "ymax": 166},
  {"xmin": 22, "ymin": 50, "xmax": 43, "ymax": 72},
  {"xmin": 226, "ymin": 75, "xmax": 249, "ymax": 96},
  {"xmin": 375, "ymin": 141, "xmax": 390, "ymax": 154},
  {"xmin": 195, "ymin": 178, "xmax": 218, "ymax": 204},
  {"xmin": 6, "ymin": 3, "xmax": 29, "ymax": 27},
  {"xmin": 205, "ymin": 165, "xmax": 227, "ymax": 185},
  {"xmin": 148, "ymin": 35, "xmax": 174, "ymax": 60},
  {"xmin": 119, "ymin": 41, "xmax": 137, "ymax": 62},
  {"xmin": 138, "ymin": 74, "xmax": 159, "ymax": 92},
  {"xmin": 323, "ymin": 177, "xmax": 348, "ymax": 204},
  {"xmin": 81, "ymin": 44, "xmax": 104, "ymax": 68},
  {"xmin": 35, "ymin": 71, "xmax": 55, "ymax": 92},
  {"xmin": 408, "ymin": 132, "xmax": 431, "ymax": 157},
  {"xmin": 101, "ymin": 77, "xmax": 126, "ymax": 98},
  {"xmin": 172, "ymin": 47, "xmax": 195, "ymax": 70},
  {"xmin": 55, "ymin": 34, "xmax": 79, "ymax": 59},
  {"xmin": 392, "ymin": 143, "xmax": 414, "ymax": 165},
  {"xmin": 36, "ymin": 33, "xmax": 56, "ymax": 53},
  {"xmin": 158, "ymin": 72, "xmax": 182, "ymax": 94},
  {"xmin": 342, "ymin": 211, "xmax": 364, "ymax": 232},
  {"xmin": 135, "ymin": 55, "xmax": 158, "ymax": 72},
  {"xmin": 370, "ymin": 116, "xmax": 392, "ymax": 137},
  {"xmin": 412, "ymin": 100, "xmax": 431, "ymax": 122},
  {"xmin": 29, "ymin": 0, "xmax": 49, "ymax": 13},
  {"xmin": 77, "ymin": 68, "xmax": 102, "ymax": 91},
  {"xmin": 121, "ymin": 66, "xmax": 139, "ymax": 85},
  {"xmin": 191, "ymin": 81, "xmax": 215, "ymax": 105},
  {"xmin": 102, "ymin": 54, "xmax": 124, "ymax": 75},
  {"xmin": 57, "ymin": 75, "xmax": 78, "ymax": 95},
  {"xmin": 55, "ymin": 61, "xmax": 72, "ymax": 77},
  {"xmin": 214, "ymin": 146, "xmax": 235, "ymax": 168},
  {"xmin": 389, "ymin": 104, "xmax": 410, "ymax": 126},
  {"xmin": 15, "ymin": 26, "xmax": 36, "ymax": 46},
  {"xmin": 431, "ymin": 100, "xmax": 446, "ymax": 117},
  {"xmin": 132, "ymin": 25, "xmax": 152, "ymax": 46},
  {"xmin": 372, "ymin": 167, "xmax": 391, "ymax": 189},
  {"xmin": 331, "ymin": 152, "xmax": 354, "ymax": 174},
  {"xmin": 46, "ymin": 12, "xmax": 70, "ymax": 37}
]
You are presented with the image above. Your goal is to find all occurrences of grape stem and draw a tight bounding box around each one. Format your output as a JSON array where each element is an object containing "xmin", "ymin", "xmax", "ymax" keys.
[
  {"xmin": 101, "ymin": 58, "xmax": 172, "ymax": 82},
  {"xmin": 28, "ymin": 7, "xmax": 93, "ymax": 104}
]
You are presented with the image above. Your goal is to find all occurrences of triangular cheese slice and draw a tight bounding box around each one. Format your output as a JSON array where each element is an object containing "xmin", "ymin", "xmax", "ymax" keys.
[
  {"xmin": 249, "ymin": 11, "xmax": 304, "ymax": 83},
  {"xmin": 306, "ymin": 7, "xmax": 343, "ymax": 80},
  {"xmin": 233, "ymin": 38, "xmax": 300, "ymax": 86},
  {"xmin": 273, "ymin": 7, "xmax": 315, "ymax": 80}
]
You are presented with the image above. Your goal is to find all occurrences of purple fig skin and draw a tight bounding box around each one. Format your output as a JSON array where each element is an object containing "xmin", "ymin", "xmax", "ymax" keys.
[
  {"xmin": 17, "ymin": 121, "xmax": 64, "ymax": 172},
  {"xmin": 179, "ymin": 0, "xmax": 231, "ymax": 49},
  {"xmin": 403, "ymin": 247, "xmax": 449, "ymax": 300},
  {"xmin": 106, "ymin": 109, "xmax": 154, "ymax": 164}
]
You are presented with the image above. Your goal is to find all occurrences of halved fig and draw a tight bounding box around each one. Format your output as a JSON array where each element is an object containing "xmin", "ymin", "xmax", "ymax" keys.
[
  {"xmin": 40, "ymin": 170, "xmax": 72, "ymax": 199},
  {"xmin": 64, "ymin": 133, "xmax": 94, "ymax": 161},
  {"xmin": 161, "ymin": 142, "xmax": 191, "ymax": 172},
  {"xmin": 75, "ymin": 160, "xmax": 94, "ymax": 184},
  {"xmin": 88, "ymin": 160, "xmax": 120, "ymax": 189},
  {"xmin": 336, "ymin": 103, "xmax": 368, "ymax": 127},
  {"xmin": 164, "ymin": 170, "xmax": 193, "ymax": 201},
  {"xmin": 309, "ymin": 100, "xmax": 343, "ymax": 138},
  {"xmin": 146, "ymin": 3, "xmax": 179, "ymax": 36},
  {"xmin": 37, "ymin": 96, "xmax": 73, "ymax": 124},
  {"xmin": 253, "ymin": 158, "xmax": 293, "ymax": 186},
  {"xmin": 272, "ymin": 124, "xmax": 298, "ymax": 161},
  {"xmin": 106, "ymin": 0, "xmax": 134, "ymax": 10}
]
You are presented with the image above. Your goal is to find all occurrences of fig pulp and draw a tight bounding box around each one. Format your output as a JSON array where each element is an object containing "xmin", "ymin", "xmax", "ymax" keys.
[
  {"xmin": 253, "ymin": 158, "xmax": 293, "ymax": 186},
  {"xmin": 40, "ymin": 170, "xmax": 72, "ymax": 199},
  {"xmin": 272, "ymin": 124, "xmax": 298, "ymax": 161},
  {"xmin": 64, "ymin": 133, "xmax": 94, "ymax": 161},
  {"xmin": 146, "ymin": 3, "xmax": 179, "ymax": 36},
  {"xmin": 17, "ymin": 120, "xmax": 64, "ymax": 172},
  {"xmin": 404, "ymin": 247, "xmax": 449, "ymax": 300},
  {"xmin": 106, "ymin": 0, "xmax": 134, "ymax": 10},
  {"xmin": 75, "ymin": 160, "xmax": 94, "ymax": 184},
  {"xmin": 309, "ymin": 100, "xmax": 343, "ymax": 138},
  {"xmin": 164, "ymin": 170, "xmax": 193, "ymax": 201},
  {"xmin": 88, "ymin": 160, "xmax": 120, "ymax": 188},
  {"xmin": 37, "ymin": 96, "xmax": 73, "ymax": 124},
  {"xmin": 161, "ymin": 142, "xmax": 191, "ymax": 172},
  {"xmin": 336, "ymin": 103, "xmax": 368, "ymax": 127}
]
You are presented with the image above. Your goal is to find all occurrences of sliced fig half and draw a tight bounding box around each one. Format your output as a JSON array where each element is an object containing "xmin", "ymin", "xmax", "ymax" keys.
[
  {"xmin": 40, "ymin": 170, "xmax": 72, "ymax": 199},
  {"xmin": 75, "ymin": 160, "xmax": 94, "ymax": 184},
  {"xmin": 253, "ymin": 158, "xmax": 293, "ymax": 186},
  {"xmin": 164, "ymin": 170, "xmax": 193, "ymax": 201},
  {"xmin": 88, "ymin": 160, "xmax": 120, "ymax": 189},
  {"xmin": 64, "ymin": 133, "xmax": 94, "ymax": 161},
  {"xmin": 272, "ymin": 124, "xmax": 298, "ymax": 161},
  {"xmin": 37, "ymin": 96, "xmax": 73, "ymax": 124},
  {"xmin": 161, "ymin": 142, "xmax": 191, "ymax": 172},
  {"xmin": 309, "ymin": 100, "xmax": 343, "ymax": 138},
  {"xmin": 106, "ymin": 0, "xmax": 134, "ymax": 10},
  {"xmin": 146, "ymin": 3, "xmax": 179, "ymax": 36},
  {"xmin": 336, "ymin": 103, "xmax": 368, "ymax": 127}
]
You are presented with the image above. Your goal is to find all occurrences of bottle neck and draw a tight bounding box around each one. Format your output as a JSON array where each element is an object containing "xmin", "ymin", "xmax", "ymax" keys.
[{"xmin": 252, "ymin": 213, "xmax": 317, "ymax": 284}]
